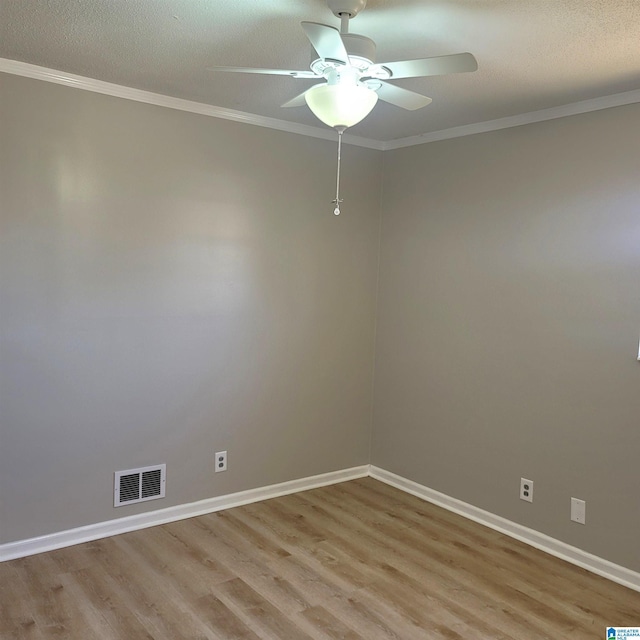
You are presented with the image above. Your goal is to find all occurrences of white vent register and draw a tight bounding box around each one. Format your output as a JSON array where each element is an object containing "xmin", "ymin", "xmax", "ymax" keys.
[{"xmin": 114, "ymin": 464, "xmax": 166, "ymax": 507}]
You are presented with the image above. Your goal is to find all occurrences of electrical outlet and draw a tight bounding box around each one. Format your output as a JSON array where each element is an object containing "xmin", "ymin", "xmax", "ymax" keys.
[
  {"xmin": 520, "ymin": 478, "xmax": 533, "ymax": 502},
  {"xmin": 571, "ymin": 497, "xmax": 586, "ymax": 524},
  {"xmin": 215, "ymin": 451, "xmax": 227, "ymax": 473}
]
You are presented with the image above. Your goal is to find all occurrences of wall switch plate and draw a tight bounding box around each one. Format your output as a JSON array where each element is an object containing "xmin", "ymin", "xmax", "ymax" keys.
[
  {"xmin": 520, "ymin": 478, "xmax": 533, "ymax": 502},
  {"xmin": 215, "ymin": 451, "xmax": 227, "ymax": 473},
  {"xmin": 571, "ymin": 497, "xmax": 586, "ymax": 524}
]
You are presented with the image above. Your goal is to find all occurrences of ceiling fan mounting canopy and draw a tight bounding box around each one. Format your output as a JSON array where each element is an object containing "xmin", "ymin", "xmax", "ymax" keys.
[{"xmin": 327, "ymin": 0, "xmax": 367, "ymax": 19}]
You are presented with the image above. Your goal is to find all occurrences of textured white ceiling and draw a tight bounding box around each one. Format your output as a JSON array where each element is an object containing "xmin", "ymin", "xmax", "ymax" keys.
[{"xmin": 1, "ymin": 0, "xmax": 639, "ymax": 141}]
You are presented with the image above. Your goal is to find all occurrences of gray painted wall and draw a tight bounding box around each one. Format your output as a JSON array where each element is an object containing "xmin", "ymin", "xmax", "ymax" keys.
[
  {"xmin": 0, "ymin": 73, "xmax": 381, "ymax": 543},
  {"xmin": 372, "ymin": 104, "xmax": 640, "ymax": 572},
  {"xmin": 2, "ymin": 71, "xmax": 639, "ymax": 576}
]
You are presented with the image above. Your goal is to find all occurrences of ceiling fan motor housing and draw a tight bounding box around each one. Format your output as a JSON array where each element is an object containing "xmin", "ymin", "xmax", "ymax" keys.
[
  {"xmin": 310, "ymin": 32, "xmax": 377, "ymax": 76},
  {"xmin": 341, "ymin": 33, "xmax": 376, "ymax": 66},
  {"xmin": 322, "ymin": 2, "xmax": 382, "ymax": 76}
]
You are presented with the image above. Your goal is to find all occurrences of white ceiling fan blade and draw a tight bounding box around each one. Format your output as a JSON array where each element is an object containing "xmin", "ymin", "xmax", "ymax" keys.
[
  {"xmin": 301, "ymin": 22, "xmax": 349, "ymax": 64},
  {"xmin": 373, "ymin": 82, "xmax": 432, "ymax": 110},
  {"xmin": 208, "ymin": 66, "xmax": 317, "ymax": 78},
  {"xmin": 371, "ymin": 53, "xmax": 478, "ymax": 79},
  {"xmin": 281, "ymin": 86, "xmax": 323, "ymax": 108}
]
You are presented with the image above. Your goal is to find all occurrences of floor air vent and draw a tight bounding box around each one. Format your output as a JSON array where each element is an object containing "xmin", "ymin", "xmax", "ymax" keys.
[{"xmin": 114, "ymin": 464, "xmax": 166, "ymax": 507}]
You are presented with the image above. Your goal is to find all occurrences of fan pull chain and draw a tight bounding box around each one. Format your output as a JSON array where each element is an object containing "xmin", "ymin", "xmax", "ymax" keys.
[{"xmin": 332, "ymin": 128, "xmax": 344, "ymax": 216}]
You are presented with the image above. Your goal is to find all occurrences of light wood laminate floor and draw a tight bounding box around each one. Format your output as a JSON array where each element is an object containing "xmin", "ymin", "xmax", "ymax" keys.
[{"xmin": 1, "ymin": 478, "xmax": 639, "ymax": 639}]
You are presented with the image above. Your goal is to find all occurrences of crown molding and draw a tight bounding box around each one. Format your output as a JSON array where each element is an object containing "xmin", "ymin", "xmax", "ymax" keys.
[
  {"xmin": 3, "ymin": 58, "xmax": 639, "ymax": 152},
  {"xmin": 0, "ymin": 58, "xmax": 384, "ymax": 151},
  {"xmin": 382, "ymin": 88, "xmax": 640, "ymax": 150}
]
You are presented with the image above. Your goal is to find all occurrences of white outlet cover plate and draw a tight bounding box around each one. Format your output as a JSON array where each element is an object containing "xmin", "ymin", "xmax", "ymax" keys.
[
  {"xmin": 215, "ymin": 451, "xmax": 227, "ymax": 473},
  {"xmin": 520, "ymin": 478, "xmax": 534, "ymax": 502}
]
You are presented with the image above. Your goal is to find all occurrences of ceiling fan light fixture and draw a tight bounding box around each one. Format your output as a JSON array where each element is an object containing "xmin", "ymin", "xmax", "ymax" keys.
[{"xmin": 305, "ymin": 83, "xmax": 378, "ymax": 129}]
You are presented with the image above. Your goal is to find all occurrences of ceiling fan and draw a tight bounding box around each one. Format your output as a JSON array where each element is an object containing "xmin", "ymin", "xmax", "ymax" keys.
[
  {"xmin": 210, "ymin": 0, "xmax": 478, "ymax": 129},
  {"xmin": 210, "ymin": 0, "xmax": 477, "ymax": 215}
]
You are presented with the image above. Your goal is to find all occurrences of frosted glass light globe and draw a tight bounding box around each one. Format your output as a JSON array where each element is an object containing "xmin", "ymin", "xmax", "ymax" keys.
[{"xmin": 305, "ymin": 83, "xmax": 378, "ymax": 129}]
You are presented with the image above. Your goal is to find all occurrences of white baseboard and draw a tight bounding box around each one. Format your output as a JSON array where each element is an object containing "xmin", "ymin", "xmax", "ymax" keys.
[
  {"xmin": 370, "ymin": 466, "xmax": 640, "ymax": 593},
  {"xmin": 3, "ymin": 462, "xmax": 639, "ymax": 594},
  {"xmin": 0, "ymin": 465, "xmax": 369, "ymax": 562}
]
